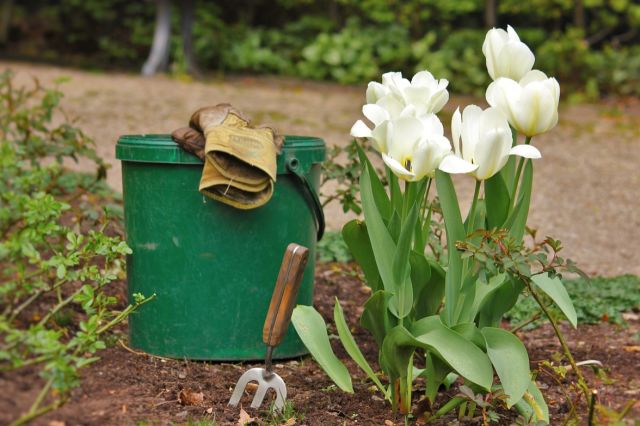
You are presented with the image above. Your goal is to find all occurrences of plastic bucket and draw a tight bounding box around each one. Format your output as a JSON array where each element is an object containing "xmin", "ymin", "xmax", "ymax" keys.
[{"xmin": 115, "ymin": 134, "xmax": 325, "ymax": 360}]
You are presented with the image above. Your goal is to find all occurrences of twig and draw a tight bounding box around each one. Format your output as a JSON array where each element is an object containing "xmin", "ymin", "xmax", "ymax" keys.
[
  {"xmin": 118, "ymin": 339, "xmax": 173, "ymax": 362},
  {"xmin": 527, "ymin": 282, "xmax": 591, "ymax": 403}
]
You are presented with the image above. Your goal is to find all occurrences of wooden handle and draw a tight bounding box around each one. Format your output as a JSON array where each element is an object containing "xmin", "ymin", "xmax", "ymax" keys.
[{"xmin": 263, "ymin": 243, "xmax": 309, "ymax": 347}]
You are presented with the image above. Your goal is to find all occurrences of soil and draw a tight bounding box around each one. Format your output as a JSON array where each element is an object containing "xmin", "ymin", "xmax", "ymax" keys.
[
  {"xmin": 1, "ymin": 263, "xmax": 639, "ymax": 426},
  {"xmin": 2, "ymin": 60, "xmax": 640, "ymax": 277}
]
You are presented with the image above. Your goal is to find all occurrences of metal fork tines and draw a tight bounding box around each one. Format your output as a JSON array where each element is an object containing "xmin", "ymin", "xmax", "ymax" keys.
[{"xmin": 228, "ymin": 367, "xmax": 287, "ymax": 410}]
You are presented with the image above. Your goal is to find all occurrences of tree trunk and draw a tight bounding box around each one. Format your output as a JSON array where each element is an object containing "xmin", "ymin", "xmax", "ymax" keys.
[
  {"xmin": 180, "ymin": 0, "xmax": 200, "ymax": 77},
  {"xmin": 484, "ymin": 0, "xmax": 498, "ymax": 28},
  {"xmin": 0, "ymin": 0, "xmax": 13, "ymax": 46},
  {"xmin": 142, "ymin": 0, "xmax": 172, "ymax": 76},
  {"xmin": 573, "ymin": 0, "xmax": 585, "ymax": 32}
]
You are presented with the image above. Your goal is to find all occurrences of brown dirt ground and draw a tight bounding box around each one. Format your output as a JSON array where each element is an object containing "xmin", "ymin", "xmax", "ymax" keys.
[
  {"xmin": 1, "ymin": 263, "xmax": 639, "ymax": 425},
  {"xmin": 2, "ymin": 60, "xmax": 640, "ymax": 277}
]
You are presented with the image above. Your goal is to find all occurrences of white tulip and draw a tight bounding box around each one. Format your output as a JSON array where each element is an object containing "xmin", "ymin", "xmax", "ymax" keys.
[
  {"xmin": 486, "ymin": 70, "xmax": 560, "ymax": 137},
  {"xmin": 378, "ymin": 115, "xmax": 469, "ymax": 181},
  {"xmin": 483, "ymin": 25, "xmax": 535, "ymax": 81},
  {"xmin": 439, "ymin": 105, "xmax": 541, "ymax": 180},
  {"xmin": 352, "ymin": 71, "xmax": 449, "ymax": 153}
]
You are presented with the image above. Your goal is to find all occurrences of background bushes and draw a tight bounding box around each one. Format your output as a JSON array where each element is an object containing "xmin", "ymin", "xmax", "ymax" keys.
[{"xmin": 2, "ymin": 0, "xmax": 639, "ymax": 97}]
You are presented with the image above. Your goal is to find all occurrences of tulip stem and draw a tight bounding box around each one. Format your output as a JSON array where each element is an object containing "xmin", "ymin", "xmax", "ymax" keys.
[{"xmin": 511, "ymin": 136, "xmax": 532, "ymax": 210}]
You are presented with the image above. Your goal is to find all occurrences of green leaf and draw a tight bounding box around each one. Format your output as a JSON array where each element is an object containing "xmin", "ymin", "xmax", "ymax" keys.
[
  {"xmin": 423, "ymin": 352, "xmax": 452, "ymax": 403},
  {"xmin": 526, "ymin": 380, "xmax": 550, "ymax": 423},
  {"xmin": 291, "ymin": 305, "xmax": 353, "ymax": 393},
  {"xmin": 388, "ymin": 168, "xmax": 403, "ymax": 215},
  {"xmin": 505, "ymin": 160, "xmax": 533, "ymax": 242},
  {"xmin": 435, "ymin": 170, "xmax": 465, "ymax": 325},
  {"xmin": 531, "ymin": 274, "xmax": 578, "ymax": 328},
  {"xmin": 500, "ymin": 155, "xmax": 517, "ymax": 198},
  {"xmin": 484, "ymin": 173, "xmax": 511, "ymax": 229},
  {"xmin": 478, "ymin": 277, "xmax": 525, "ymax": 328},
  {"xmin": 410, "ymin": 316, "xmax": 493, "ymax": 390},
  {"xmin": 388, "ymin": 210, "xmax": 401, "ymax": 242},
  {"xmin": 390, "ymin": 204, "xmax": 419, "ymax": 319},
  {"xmin": 360, "ymin": 290, "xmax": 394, "ymax": 347},
  {"xmin": 452, "ymin": 323, "xmax": 486, "ymax": 351},
  {"xmin": 481, "ymin": 327, "xmax": 530, "ymax": 407},
  {"xmin": 342, "ymin": 220, "xmax": 381, "ymax": 292},
  {"xmin": 468, "ymin": 274, "xmax": 507, "ymax": 322},
  {"xmin": 360, "ymin": 167, "xmax": 396, "ymax": 293},
  {"xmin": 334, "ymin": 298, "xmax": 388, "ymax": 397},
  {"xmin": 356, "ymin": 146, "xmax": 392, "ymax": 221}
]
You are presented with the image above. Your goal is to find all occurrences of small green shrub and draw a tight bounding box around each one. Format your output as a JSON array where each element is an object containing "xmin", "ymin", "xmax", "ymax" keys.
[
  {"xmin": 0, "ymin": 71, "xmax": 153, "ymax": 425},
  {"xmin": 508, "ymin": 275, "xmax": 640, "ymax": 328},
  {"xmin": 316, "ymin": 230, "xmax": 352, "ymax": 263}
]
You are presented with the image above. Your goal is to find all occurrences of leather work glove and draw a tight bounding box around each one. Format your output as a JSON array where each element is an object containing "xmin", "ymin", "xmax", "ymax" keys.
[{"xmin": 172, "ymin": 104, "xmax": 283, "ymax": 210}]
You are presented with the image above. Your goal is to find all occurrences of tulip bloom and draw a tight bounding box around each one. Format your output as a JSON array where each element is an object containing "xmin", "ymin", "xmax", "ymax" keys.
[
  {"xmin": 486, "ymin": 70, "xmax": 560, "ymax": 137},
  {"xmin": 375, "ymin": 114, "xmax": 475, "ymax": 181},
  {"xmin": 439, "ymin": 105, "xmax": 541, "ymax": 180},
  {"xmin": 483, "ymin": 26, "xmax": 535, "ymax": 81},
  {"xmin": 352, "ymin": 71, "xmax": 450, "ymax": 154}
]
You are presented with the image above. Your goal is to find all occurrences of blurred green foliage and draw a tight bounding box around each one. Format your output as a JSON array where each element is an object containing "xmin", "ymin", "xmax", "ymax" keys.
[{"xmin": 4, "ymin": 0, "xmax": 640, "ymax": 97}]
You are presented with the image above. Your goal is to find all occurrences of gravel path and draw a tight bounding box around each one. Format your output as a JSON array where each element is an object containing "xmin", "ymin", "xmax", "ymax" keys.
[{"xmin": 4, "ymin": 61, "xmax": 639, "ymax": 276}]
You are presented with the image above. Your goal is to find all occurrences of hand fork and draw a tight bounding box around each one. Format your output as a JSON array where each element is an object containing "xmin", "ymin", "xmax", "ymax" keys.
[{"xmin": 228, "ymin": 243, "xmax": 309, "ymax": 411}]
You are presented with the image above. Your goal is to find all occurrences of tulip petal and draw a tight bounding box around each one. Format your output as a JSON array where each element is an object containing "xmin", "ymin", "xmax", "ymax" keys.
[
  {"xmin": 451, "ymin": 107, "xmax": 462, "ymax": 157},
  {"xmin": 438, "ymin": 154, "xmax": 478, "ymax": 175},
  {"xmin": 371, "ymin": 120, "xmax": 390, "ymax": 153},
  {"xmin": 366, "ymin": 82, "xmax": 388, "ymax": 104},
  {"xmin": 413, "ymin": 136, "xmax": 452, "ymax": 179},
  {"xmin": 460, "ymin": 105, "xmax": 483, "ymax": 162},
  {"xmin": 350, "ymin": 120, "xmax": 372, "ymax": 138},
  {"xmin": 363, "ymin": 104, "xmax": 389, "ymax": 126},
  {"xmin": 509, "ymin": 144, "xmax": 541, "ymax": 159},
  {"xmin": 411, "ymin": 70, "xmax": 436, "ymax": 86},
  {"xmin": 382, "ymin": 153, "xmax": 416, "ymax": 180},
  {"xmin": 387, "ymin": 116, "xmax": 424, "ymax": 161},
  {"xmin": 519, "ymin": 70, "xmax": 548, "ymax": 85}
]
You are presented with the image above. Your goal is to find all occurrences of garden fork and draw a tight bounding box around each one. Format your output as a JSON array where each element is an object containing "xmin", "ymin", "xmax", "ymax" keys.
[{"xmin": 228, "ymin": 243, "xmax": 309, "ymax": 412}]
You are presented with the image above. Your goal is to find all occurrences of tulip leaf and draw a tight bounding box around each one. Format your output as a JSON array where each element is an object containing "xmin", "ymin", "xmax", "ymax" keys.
[
  {"xmin": 452, "ymin": 323, "xmax": 486, "ymax": 351},
  {"xmin": 424, "ymin": 352, "xmax": 452, "ymax": 403},
  {"xmin": 356, "ymin": 145, "xmax": 391, "ymax": 221},
  {"xmin": 342, "ymin": 220, "xmax": 381, "ymax": 292},
  {"xmin": 468, "ymin": 273, "xmax": 507, "ymax": 321},
  {"xmin": 411, "ymin": 251, "xmax": 445, "ymax": 319},
  {"xmin": 514, "ymin": 380, "xmax": 550, "ymax": 424},
  {"xmin": 334, "ymin": 298, "xmax": 387, "ymax": 397},
  {"xmin": 505, "ymin": 160, "xmax": 533, "ymax": 242},
  {"xmin": 387, "ymin": 167, "xmax": 403, "ymax": 215},
  {"xmin": 291, "ymin": 305, "xmax": 353, "ymax": 393},
  {"xmin": 478, "ymin": 277, "xmax": 525, "ymax": 328},
  {"xmin": 388, "ymin": 210, "xmax": 401, "ymax": 242},
  {"xmin": 481, "ymin": 327, "xmax": 530, "ymax": 407},
  {"xmin": 435, "ymin": 170, "xmax": 465, "ymax": 326},
  {"xmin": 390, "ymin": 204, "xmax": 419, "ymax": 319},
  {"xmin": 485, "ymin": 172, "xmax": 511, "ymax": 229},
  {"xmin": 360, "ymin": 290, "xmax": 394, "ymax": 347},
  {"xmin": 410, "ymin": 316, "xmax": 493, "ymax": 390},
  {"xmin": 360, "ymin": 167, "xmax": 396, "ymax": 293},
  {"xmin": 531, "ymin": 273, "xmax": 577, "ymax": 328},
  {"xmin": 501, "ymin": 154, "xmax": 517, "ymax": 197}
]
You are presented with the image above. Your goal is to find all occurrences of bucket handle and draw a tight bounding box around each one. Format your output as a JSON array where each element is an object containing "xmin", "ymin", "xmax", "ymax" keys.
[{"xmin": 286, "ymin": 158, "xmax": 325, "ymax": 241}]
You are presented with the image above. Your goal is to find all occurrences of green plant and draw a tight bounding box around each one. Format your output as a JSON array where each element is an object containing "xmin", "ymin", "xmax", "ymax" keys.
[
  {"xmin": 316, "ymin": 230, "xmax": 352, "ymax": 263},
  {"xmin": 0, "ymin": 71, "xmax": 153, "ymax": 426},
  {"xmin": 508, "ymin": 274, "xmax": 640, "ymax": 328},
  {"xmin": 298, "ymin": 18, "xmax": 411, "ymax": 84},
  {"xmin": 292, "ymin": 28, "xmax": 592, "ymax": 424}
]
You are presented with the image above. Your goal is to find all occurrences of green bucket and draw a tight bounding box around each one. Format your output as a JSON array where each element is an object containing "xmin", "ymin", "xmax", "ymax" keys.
[{"xmin": 115, "ymin": 134, "xmax": 325, "ymax": 360}]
